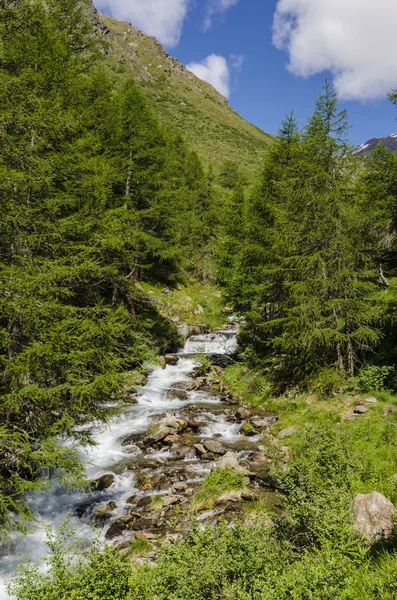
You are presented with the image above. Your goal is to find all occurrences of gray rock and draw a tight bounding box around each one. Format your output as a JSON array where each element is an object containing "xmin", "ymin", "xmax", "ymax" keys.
[
  {"xmin": 203, "ymin": 439, "xmax": 227, "ymax": 455},
  {"xmin": 166, "ymin": 388, "xmax": 188, "ymax": 401},
  {"xmin": 219, "ymin": 451, "xmax": 252, "ymax": 476},
  {"xmin": 251, "ymin": 419, "xmax": 271, "ymax": 429},
  {"xmin": 365, "ymin": 396, "xmax": 378, "ymax": 404},
  {"xmin": 164, "ymin": 355, "xmax": 179, "ymax": 366},
  {"xmin": 234, "ymin": 407, "xmax": 251, "ymax": 422},
  {"xmin": 352, "ymin": 492, "xmax": 396, "ymax": 542},
  {"xmin": 146, "ymin": 426, "xmax": 175, "ymax": 444},
  {"xmin": 162, "ymin": 496, "xmax": 182, "ymax": 507},
  {"xmin": 194, "ymin": 443, "xmax": 207, "ymax": 457},
  {"xmin": 278, "ymin": 427, "xmax": 297, "ymax": 439},
  {"xmin": 354, "ymin": 405, "xmax": 369, "ymax": 415}
]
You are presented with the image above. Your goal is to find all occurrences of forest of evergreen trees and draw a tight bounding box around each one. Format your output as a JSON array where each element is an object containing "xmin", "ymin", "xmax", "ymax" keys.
[
  {"xmin": 0, "ymin": 0, "xmax": 221, "ymax": 530},
  {"xmin": 220, "ymin": 82, "xmax": 397, "ymax": 393}
]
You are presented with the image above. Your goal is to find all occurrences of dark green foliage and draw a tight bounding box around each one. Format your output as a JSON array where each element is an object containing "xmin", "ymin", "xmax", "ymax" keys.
[
  {"xmin": 0, "ymin": 0, "xmax": 209, "ymax": 533},
  {"xmin": 223, "ymin": 85, "xmax": 382, "ymax": 387}
]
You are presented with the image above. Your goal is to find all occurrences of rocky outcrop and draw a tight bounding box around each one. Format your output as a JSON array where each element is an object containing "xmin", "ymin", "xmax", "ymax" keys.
[{"xmin": 352, "ymin": 492, "xmax": 396, "ymax": 542}]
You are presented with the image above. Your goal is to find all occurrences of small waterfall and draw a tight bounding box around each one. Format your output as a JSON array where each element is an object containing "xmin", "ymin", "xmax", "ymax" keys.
[{"xmin": 182, "ymin": 331, "xmax": 237, "ymax": 355}]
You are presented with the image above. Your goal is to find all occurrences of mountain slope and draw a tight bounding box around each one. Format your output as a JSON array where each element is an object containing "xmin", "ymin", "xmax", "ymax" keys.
[
  {"xmin": 353, "ymin": 133, "xmax": 397, "ymax": 156},
  {"xmin": 94, "ymin": 12, "xmax": 273, "ymax": 175}
]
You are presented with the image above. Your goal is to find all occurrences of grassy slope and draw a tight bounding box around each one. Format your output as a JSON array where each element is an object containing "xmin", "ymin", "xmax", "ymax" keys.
[{"xmin": 100, "ymin": 15, "xmax": 274, "ymax": 175}]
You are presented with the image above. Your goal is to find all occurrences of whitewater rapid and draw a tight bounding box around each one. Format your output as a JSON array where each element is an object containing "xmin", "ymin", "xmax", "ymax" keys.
[{"xmin": 0, "ymin": 331, "xmax": 237, "ymax": 599}]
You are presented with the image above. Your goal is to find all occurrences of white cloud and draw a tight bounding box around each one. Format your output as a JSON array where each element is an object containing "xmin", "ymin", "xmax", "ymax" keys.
[
  {"xmin": 93, "ymin": 0, "xmax": 189, "ymax": 47},
  {"xmin": 187, "ymin": 54, "xmax": 231, "ymax": 98},
  {"xmin": 273, "ymin": 0, "xmax": 397, "ymax": 100},
  {"xmin": 204, "ymin": 0, "xmax": 239, "ymax": 31},
  {"xmin": 230, "ymin": 54, "xmax": 244, "ymax": 72}
]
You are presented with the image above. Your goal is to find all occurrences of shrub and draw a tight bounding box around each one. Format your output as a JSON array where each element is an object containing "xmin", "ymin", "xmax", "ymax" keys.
[{"xmin": 357, "ymin": 365, "xmax": 395, "ymax": 393}]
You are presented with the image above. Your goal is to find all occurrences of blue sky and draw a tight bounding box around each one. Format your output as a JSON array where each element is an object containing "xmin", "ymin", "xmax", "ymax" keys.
[{"xmin": 94, "ymin": 0, "xmax": 397, "ymax": 145}]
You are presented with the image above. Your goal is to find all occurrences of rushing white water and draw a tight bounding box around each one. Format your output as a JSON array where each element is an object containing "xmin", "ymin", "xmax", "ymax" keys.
[
  {"xmin": 182, "ymin": 331, "xmax": 238, "ymax": 355},
  {"xmin": 0, "ymin": 331, "xmax": 238, "ymax": 599}
]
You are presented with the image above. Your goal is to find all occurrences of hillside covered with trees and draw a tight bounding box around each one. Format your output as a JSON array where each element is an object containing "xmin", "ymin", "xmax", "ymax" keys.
[{"xmin": 3, "ymin": 1, "xmax": 397, "ymax": 599}]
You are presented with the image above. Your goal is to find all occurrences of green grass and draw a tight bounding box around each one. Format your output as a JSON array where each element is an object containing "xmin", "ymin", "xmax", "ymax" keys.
[
  {"xmin": 140, "ymin": 281, "xmax": 225, "ymax": 330},
  {"xmin": 101, "ymin": 15, "xmax": 274, "ymax": 177},
  {"xmin": 130, "ymin": 537, "xmax": 153, "ymax": 556},
  {"xmin": 191, "ymin": 466, "xmax": 246, "ymax": 512}
]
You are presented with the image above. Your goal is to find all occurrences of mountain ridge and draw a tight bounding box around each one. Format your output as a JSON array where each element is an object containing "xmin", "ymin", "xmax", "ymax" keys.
[
  {"xmin": 87, "ymin": 3, "xmax": 273, "ymax": 174},
  {"xmin": 353, "ymin": 132, "xmax": 397, "ymax": 156}
]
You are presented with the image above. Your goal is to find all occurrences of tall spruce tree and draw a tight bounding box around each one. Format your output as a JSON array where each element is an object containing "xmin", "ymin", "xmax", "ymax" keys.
[{"xmin": 234, "ymin": 84, "xmax": 380, "ymax": 385}]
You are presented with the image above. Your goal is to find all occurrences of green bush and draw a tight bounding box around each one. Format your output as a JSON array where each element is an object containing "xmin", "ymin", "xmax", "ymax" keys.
[
  {"xmin": 8, "ymin": 522, "xmax": 131, "ymax": 600},
  {"xmin": 357, "ymin": 365, "xmax": 395, "ymax": 393}
]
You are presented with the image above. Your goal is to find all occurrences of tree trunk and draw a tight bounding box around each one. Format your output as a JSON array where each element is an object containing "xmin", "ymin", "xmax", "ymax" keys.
[
  {"xmin": 333, "ymin": 307, "xmax": 344, "ymax": 371},
  {"xmin": 125, "ymin": 150, "xmax": 133, "ymax": 198},
  {"xmin": 378, "ymin": 262, "xmax": 389, "ymax": 287},
  {"xmin": 346, "ymin": 319, "xmax": 354, "ymax": 377}
]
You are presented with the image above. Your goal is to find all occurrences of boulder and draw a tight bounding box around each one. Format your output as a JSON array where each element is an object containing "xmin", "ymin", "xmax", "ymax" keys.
[
  {"xmin": 160, "ymin": 417, "xmax": 188, "ymax": 432},
  {"xmin": 105, "ymin": 515, "xmax": 137, "ymax": 540},
  {"xmin": 163, "ymin": 434, "xmax": 180, "ymax": 445},
  {"xmin": 239, "ymin": 423, "xmax": 259, "ymax": 437},
  {"xmin": 164, "ymin": 355, "xmax": 179, "ymax": 366},
  {"xmin": 278, "ymin": 427, "xmax": 297, "ymax": 440},
  {"xmin": 234, "ymin": 407, "xmax": 251, "ymax": 422},
  {"xmin": 131, "ymin": 518, "xmax": 158, "ymax": 531},
  {"xmin": 146, "ymin": 426, "xmax": 175, "ymax": 444},
  {"xmin": 219, "ymin": 451, "xmax": 252, "ymax": 477},
  {"xmin": 177, "ymin": 324, "xmax": 207, "ymax": 342},
  {"xmin": 352, "ymin": 492, "xmax": 396, "ymax": 542},
  {"xmin": 354, "ymin": 405, "xmax": 369, "ymax": 415},
  {"xmin": 91, "ymin": 473, "xmax": 115, "ymax": 491},
  {"xmin": 366, "ymin": 396, "xmax": 378, "ymax": 404},
  {"xmin": 162, "ymin": 495, "xmax": 182, "ymax": 507},
  {"xmin": 92, "ymin": 502, "xmax": 117, "ymax": 525},
  {"xmin": 174, "ymin": 482, "xmax": 188, "ymax": 492},
  {"xmin": 159, "ymin": 356, "xmax": 166, "ymax": 370},
  {"xmin": 145, "ymin": 418, "xmax": 188, "ymax": 444},
  {"xmin": 251, "ymin": 419, "xmax": 272, "ymax": 429},
  {"xmin": 203, "ymin": 439, "xmax": 227, "ymax": 455},
  {"xmin": 166, "ymin": 388, "xmax": 189, "ymax": 401},
  {"xmin": 194, "ymin": 443, "xmax": 207, "ymax": 457}
]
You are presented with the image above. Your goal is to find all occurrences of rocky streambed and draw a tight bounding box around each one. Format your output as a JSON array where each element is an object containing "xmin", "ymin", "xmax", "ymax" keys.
[{"xmin": 0, "ymin": 329, "xmax": 280, "ymax": 596}]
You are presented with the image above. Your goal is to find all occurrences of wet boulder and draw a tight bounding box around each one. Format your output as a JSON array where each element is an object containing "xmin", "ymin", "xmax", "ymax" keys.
[
  {"xmin": 90, "ymin": 473, "xmax": 115, "ymax": 491},
  {"xmin": 203, "ymin": 439, "xmax": 227, "ymax": 455},
  {"xmin": 239, "ymin": 423, "xmax": 259, "ymax": 437},
  {"xmin": 353, "ymin": 492, "xmax": 396, "ymax": 543},
  {"xmin": 166, "ymin": 388, "xmax": 189, "ymax": 401},
  {"xmin": 234, "ymin": 407, "xmax": 251, "ymax": 422},
  {"xmin": 92, "ymin": 502, "xmax": 117, "ymax": 526},
  {"xmin": 105, "ymin": 515, "xmax": 138, "ymax": 540},
  {"xmin": 165, "ymin": 355, "xmax": 179, "ymax": 366},
  {"xmin": 194, "ymin": 443, "xmax": 207, "ymax": 457}
]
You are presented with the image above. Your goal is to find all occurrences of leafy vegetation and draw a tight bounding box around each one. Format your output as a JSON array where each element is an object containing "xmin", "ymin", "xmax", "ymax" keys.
[{"xmin": 10, "ymin": 420, "xmax": 397, "ymax": 599}]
